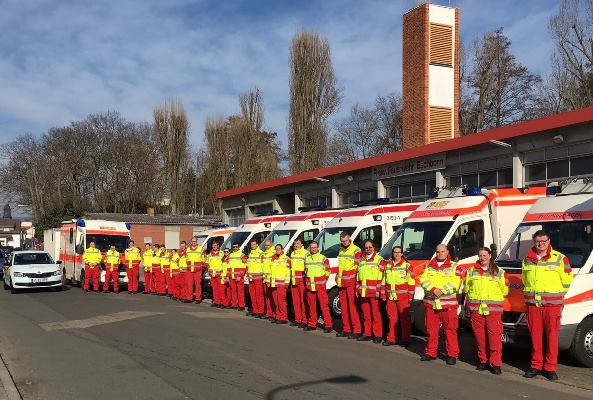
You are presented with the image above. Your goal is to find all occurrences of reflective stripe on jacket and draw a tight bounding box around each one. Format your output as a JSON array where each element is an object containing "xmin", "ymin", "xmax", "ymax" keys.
[
  {"xmin": 464, "ymin": 263, "xmax": 509, "ymax": 314},
  {"xmin": 356, "ymin": 253, "xmax": 384, "ymax": 298},
  {"xmin": 305, "ymin": 253, "xmax": 330, "ymax": 292},
  {"xmin": 337, "ymin": 243, "xmax": 361, "ymax": 287},
  {"xmin": 419, "ymin": 257, "xmax": 462, "ymax": 310},
  {"xmin": 382, "ymin": 259, "xmax": 415, "ymax": 301},
  {"xmin": 522, "ymin": 246, "xmax": 573, "ymax": 306},
  {"xmin": 290, "ymin": 248, "xmax": 309, "ymax": 285}
]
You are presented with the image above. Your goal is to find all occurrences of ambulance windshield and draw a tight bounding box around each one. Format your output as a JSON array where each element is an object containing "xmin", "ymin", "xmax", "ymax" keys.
[
  {"xmin": 497, "ymin": 221, "xmax": 593, "ymax": 273},
  {"xmin": 316, "ymin": 226, "xmax": 356, "ymax": 258},
  {"xmin": 86, "ymin": 234, "xmax": 129, "ymax": 252},
  {"xmin": 380, "ymin": 221, "xmax": 453, "ymax": 260},
  {"xmin": 260, "ymin": 230, "xmax": 297, "ymax": 250}
]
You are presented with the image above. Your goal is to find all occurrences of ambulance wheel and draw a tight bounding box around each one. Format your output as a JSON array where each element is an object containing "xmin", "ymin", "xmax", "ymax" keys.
[
  {"xmin": 328, "ymin": 287, "xmax": 341, "ymax": 318},
  {"xmin": 78, "ymin": 269, "xmax": 85, "ymax": 288},
  {"xmin": 570, "ymin": 317, "xmax": 593, "ymax": 367}
]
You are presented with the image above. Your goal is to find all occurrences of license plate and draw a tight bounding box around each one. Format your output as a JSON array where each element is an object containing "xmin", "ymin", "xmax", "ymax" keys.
[
  {"xmin": 501, "ymin": 332, "xmax": 513, "ymax": 344},
  {"xmin": 32, "ymin": 278, "xmax": 49, "ymax": 283}
]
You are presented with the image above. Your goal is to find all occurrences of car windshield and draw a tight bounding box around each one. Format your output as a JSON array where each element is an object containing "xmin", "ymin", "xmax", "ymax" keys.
[
  {"xmin": 315, "ymin": 226, "xmax": 356, "ymax": 258},
  {"xmin": 14, "ymin": 253, "xmax": 54, "ymax": 265},
  {"xmin": 222, "ymin": 231, "xmax": 251, "ymax": 251},
  {"xmin": 260, "ymin": 230, "xmax": 297, "ymax": 250},
  {"xmin": 380, "ymin": 221, "xmax": 454, "ymax": 260},
  {"xmin": 497, "ymin": 221, "xmax": 593, "ymax": 273},
  {"xmin": 86, "ymin": 234, "xmax": 129, "ymax": 252},
  {"xmin": 195, "ymin": 235, "xmax": 208, "ymax": 246}
]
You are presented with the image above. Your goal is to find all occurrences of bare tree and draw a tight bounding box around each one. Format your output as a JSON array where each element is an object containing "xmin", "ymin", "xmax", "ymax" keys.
[
  {"xmin": 460, "ymin": 28, "xmax": 541, "ymax": 134},
  {"xmin": 153, "ymin": 99, "xmax": 190, "ymax": 214},
  {"xmin": 288, "ymin": 30, "xmax": 341, "ymax": 174},
  {"xmin": 546, "ymin": 0, "xmax": 593, "ymax": 111},
  {"xmin": 326, "ymin": 94, "xmax": 403, "ymax": 166}
]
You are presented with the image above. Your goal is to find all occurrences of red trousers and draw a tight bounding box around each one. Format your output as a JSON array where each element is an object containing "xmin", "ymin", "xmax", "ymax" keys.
[
  {"xmin": 307, "ymin": 286, "xmax": 332, "ymax": 328},
  {"xmin": 126, "ymin": 266, "xmax": 139, "ymax": 292},
  {"xmin": 339, "ymin": 286, "xmax": 361, "ymax": 334},
  {"xmin": 177, "ymin": 271, "xmax": 191, "ymax": 300},
  {"xmin": 165, "ymin": 269, "xmax": 174, "ymax": 295},
  {"xmin": 471, "ymin": 312, "xmax": 503, "ymax": 367},
  {"xmin": 424, "ymin": 306, "xmax": 459, "ymax": 358},
  {"xmin": 103, "ymin": 268, "xmax": 119, "ymax": 292},
  {"xmin": 386, "ymin": 298, "xmax": 412, "ymax": 343},
  {"xmin": 186, "ymin": 269, "xmax": 202, "ymax": 301},
  {"xmin": 154, "ymin": 269, "xmax": 166, "ymax": 294},
  {"xmin": 229, "ymin": 277, "xmax": 245, "ymax": 308},
  {"xmin": 210, "ymin": 274, "xmax": 223, "ymax": 305},
  {"xmin": 143, "ymin": 270, "xmax": 153, "ymax": 293},
  {"xmin": 527, "ymin": 305, "xmax": 561, "ymax": 372},
  {"xmin": 291, "ymin": 282, "xmax": 307, "ymax": 324},
  {"xmin": 271, "ymin": 286, "xmax": 288, "ymax": 321},
  {"xmin": 221, "ymin": 279, "xmax": 231, "ymax": 307},
  {"xmin": 172, "ymin": 272, "xmax": 183, "ymax": 298},
  {"xmin": 248, "ymin": 279, "xmax": 265, "ymax": 314},
  {"xmin": 83, "ymin": 265, "xmax": 99, "ymax": 291},
  {"xmin": 265, "ymin": 285, "xmax": 274, "ymax": 317},
  {"xmin": 360, "ymin": 297, "xmax": 382, "ymax": 338}
]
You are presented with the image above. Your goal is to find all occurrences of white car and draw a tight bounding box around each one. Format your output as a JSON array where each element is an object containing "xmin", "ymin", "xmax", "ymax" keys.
[{"xmin": 3, "ymin": 251, "xmax": 64, "ymax": 293}]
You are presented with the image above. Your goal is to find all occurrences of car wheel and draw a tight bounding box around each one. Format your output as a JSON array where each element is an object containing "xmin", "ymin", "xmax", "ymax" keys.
[
  {"xmin": 570, "ymin": 317, "xmax": 593, "ymax": 367},
  {"xmin": 411, "ymin": 300, "xmax": 427, "ymax": 335},
  {"xmin": 3, "ymin": 277, "xmax": 8, "ymax": 290},
  {"xmin": 55, "ymin": 285, "xmax": 63, "ymax": 292},
  {"xmin": 10, "ymin": 280, "xmax": 17, "ymax": 294},
  {"xmin": 79, "ymin": 268, "xmax": 85, "ymax": 288},
  {"xmin": 328, "ymin": 287, "xmax": 341, "ymax": 318}
]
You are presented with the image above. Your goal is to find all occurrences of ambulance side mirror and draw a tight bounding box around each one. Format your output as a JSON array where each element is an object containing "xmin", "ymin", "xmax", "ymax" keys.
[
  {"xmin": 490, "ymin": 243, "xmax": 498, "ymax": 258},
  {"xmin": 76, "ymin": 244, "xmax": 84, "ymax": 255}
]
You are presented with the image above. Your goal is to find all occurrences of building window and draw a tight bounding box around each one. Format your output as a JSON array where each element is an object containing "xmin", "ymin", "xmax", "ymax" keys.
[
  {"xmin": 524, "ymin": 147, "xmax": 593, "ymax": 185},
  {"xmin": 340, "ymin": 189, "xmax": 377, "ymax": 207},
  {"xmin": 226, "ymin": 209, "xmax": 245, "ymax": 227},
  {"xmin": 301, "ymin": 194, "xmax": 330, "ymax": 208},
  {"xmin": 250, "ymin": 203, "xmax": 273, "ymax": 216},
  {"xmin": 386, "ymin": 179, "xmax": 436, "ymax": 203},
  {"xmin": 447, "ymin": 168, "xmax": 513, "ymax": 188}
]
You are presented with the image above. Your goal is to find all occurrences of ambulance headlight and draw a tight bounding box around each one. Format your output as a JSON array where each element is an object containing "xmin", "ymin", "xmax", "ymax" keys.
[{"xmin": 373, "ymin": 215, "xmax": 382, "ymax": 221}]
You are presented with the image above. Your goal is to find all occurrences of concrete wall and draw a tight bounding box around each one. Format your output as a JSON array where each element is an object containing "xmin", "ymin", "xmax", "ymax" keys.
[{"xmin": 130, "ymin": 225, "xmax": 211, "ymax": 246}]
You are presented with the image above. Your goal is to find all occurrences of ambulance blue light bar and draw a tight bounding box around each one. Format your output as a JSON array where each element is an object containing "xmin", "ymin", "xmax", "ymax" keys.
[
  {"xmin": 76, "ymin": 219, "xmax": 86, "ymax": 227},
  {"xmin": 466, "ymin": 187, "xmax": 482, "ymax": 196}
]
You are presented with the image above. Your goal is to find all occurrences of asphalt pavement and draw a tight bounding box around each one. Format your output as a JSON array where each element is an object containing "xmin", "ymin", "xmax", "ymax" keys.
[{"xmin": 0, "ymin": 285, "xmax": 592, "ymax": 400}]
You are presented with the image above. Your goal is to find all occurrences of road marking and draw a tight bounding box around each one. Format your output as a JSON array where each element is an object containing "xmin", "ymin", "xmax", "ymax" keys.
[
  {"xmin": 39, "ymin": 311, "xmax": 165, "ymax": 331},
  {"xmin": 183, "ymin": 312, "xmax": 245, "ymax": 319}
]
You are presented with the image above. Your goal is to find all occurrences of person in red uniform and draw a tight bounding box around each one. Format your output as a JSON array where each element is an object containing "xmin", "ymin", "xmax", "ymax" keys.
[
  {"xmin": 205, "ymin": 241, "xmax": 225, "ymax": 307},
  {"xmin": 335, "ymin": 232, "xmax": 363, "ymax": 339},
  {"xmin": 177, "ymin": 241, "xmax": 191, "ymax": 303},
  {"xmin": 124, "ymin": 240, "xmax": 141, "ymax": 294},
  {"xmin": 269, "ymin": 244, "xmax": 291, "ymax": 324},
  {"xmin": 228, "ymin": 242, "xmax": 248, "ymax": 310},
  {"xmin": 221, "ymin": 248, "xmax": 232, "ymax": 308},
  {"xmin": 142, "ymin": 243, "xmax": 154, "ymax": 294},
  {"xmin": 382, "ymin": 246, "xmax": 415, "ymax": 347},
  {"xmin": 356, "ymin": 240, "xmax": 384, "ymax": 343},
  {"xmin": 151, "ymin": 244, "xmax": 162, "ymax": 295},
  {"xmin": 522, "ymin": 230, "xmax": 573, "ymax": 381},
  {"xmin": 303, "ymin": 241, "xmax": 333, "ymax": 333},
  {"xmin": 186, "ymin": 237, "xmax": 205, "ymax": 304},
  {"xmin": 419, "ymin": 244, "xmax": 463, "ymax": 365}
]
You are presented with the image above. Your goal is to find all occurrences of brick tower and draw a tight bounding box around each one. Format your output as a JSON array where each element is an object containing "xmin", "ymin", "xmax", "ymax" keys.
[{"xmin": 402, "ymin": 3, "xmax": 460, "ymax": 149}]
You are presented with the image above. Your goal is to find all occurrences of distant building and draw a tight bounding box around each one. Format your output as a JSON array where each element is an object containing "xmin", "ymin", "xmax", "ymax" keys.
[
  {"xmin": 0, "ymin": 218, "xmax": 22, "ymax": 247},
  {"xmin": 84, "ymin": 213, "xmax": 222, "ymax": 248}
]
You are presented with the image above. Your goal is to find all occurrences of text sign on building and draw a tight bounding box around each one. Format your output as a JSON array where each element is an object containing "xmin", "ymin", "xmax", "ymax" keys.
[{"xmin": 372, "ymin": 153, "xmax": 446, "ymax": 180}]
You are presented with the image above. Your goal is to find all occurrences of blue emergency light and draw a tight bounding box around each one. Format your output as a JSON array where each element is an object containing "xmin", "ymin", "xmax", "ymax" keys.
[
  {"xmin": 466, "ymin": 187, "xmax": 482, "ymax": 196},
  {"xmin": 546, "ymin": 186, "xmax": 560, "ymax": 196},
  {"xmin": 76, "ymin": 219, "xmax": 86, "ymax": 227},
  {"xmin": 125, "ymin": 223, "xmax": 132, "ymax": 230}
]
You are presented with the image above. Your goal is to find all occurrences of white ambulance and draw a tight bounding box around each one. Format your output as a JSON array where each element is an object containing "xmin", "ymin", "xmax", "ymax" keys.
[
  {"xmin": 314, "ymin": 200, "xmax": 421, "ymax": 317},
  {"xmin": 261, "ymin": 207, "xmax": 341, "ymax": 253},
  {"xmin": 497, "ymin": 178, "xmax": 593, "ymax": 367},
  {"xmin": 221, "ymin": 213, "xmax": 288, "ymax": 253},
  {"xmin": 195, "ymin": 226, "xmax": 236, "ymax": 253},
  {"xmin": 378, "ymin": 186, "xmax": 546, "ymax": 332},
  {"xmin": 46, "ymin": 219, "xmax": 131, "ymax": 287}
]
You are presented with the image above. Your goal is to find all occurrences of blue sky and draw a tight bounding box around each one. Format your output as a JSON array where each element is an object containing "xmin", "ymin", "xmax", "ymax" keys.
[{"xmin": 0, "ymin": 0, "xmax": 560, "ymax": 150}]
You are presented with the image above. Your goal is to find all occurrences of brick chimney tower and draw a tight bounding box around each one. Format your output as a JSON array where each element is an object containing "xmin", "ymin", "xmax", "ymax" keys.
[{"xmin": 402, "ymin": 3, "xmax": 460, "ymax": 149}]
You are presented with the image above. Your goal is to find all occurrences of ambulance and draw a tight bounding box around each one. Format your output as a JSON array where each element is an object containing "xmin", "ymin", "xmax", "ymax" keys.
[
  {"xmin": 496, "ymin": 178, "xmax": 593, "ymax": 367},
  {"xmin": 195, "ymin": 226, "xmax": 236, "ymax": 253},
  {"xmin": 379, "ymin": 186, "xmax": 546, "ymax": 332},
  {"xmin": 314, "ymin": 200, "xmax": 421, "ymax": 317},
  {"xmin": 48, "ymin": 219, "xmax": 131, "ymax": 287},
  {"xmin": 261, "ymin": 207, "xmax": 341, "ymax": 253},
  {"xmin": 221, "ymin": 212, "xmax": 288, "ymax": 253}
]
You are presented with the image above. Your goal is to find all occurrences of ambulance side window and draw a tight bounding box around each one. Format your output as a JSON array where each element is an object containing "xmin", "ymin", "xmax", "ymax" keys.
[
  {"xmin": 301, "ymin": 229, "xmax": 319, "ymax": 249},
  {"xmin": 354, "ymin": 225, "xmax": 383, "ymax": 250},
  {"xmin": 451, "ymin": 220, "xmax": 484, "ymax": 260}
]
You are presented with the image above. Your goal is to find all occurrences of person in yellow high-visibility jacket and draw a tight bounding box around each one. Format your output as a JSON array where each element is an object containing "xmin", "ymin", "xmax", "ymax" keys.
[
  {"xmin": 303, "ymin": 241, "xmax": 333, "ymax": 333},
  {"xmin": 247, "ymin": 239, "xmax": 265, "ymax": 316},
  {"xmin": 464, "ymin": 247, "xmax": 509, "ymax": 375},
  {"xmin": 289, "ymin": 238, "xmax": 309, "ymax": 327},
  {"xmin": 262, "ymin": 240, "xmax": 275, "ymax": 319},
  {"xmin": 269, "ymin": 244, "xmax": 291, "ymax": 324},
  {"xmin": 170, "ymin": 248, "xmax": 180, "ymax": 299},
  {"xmin": 82, "ymin": 241, "xmax": 102, "ymax": 292},
  {"xmin": 142, "ymin": 243, "xmax": 155, "ymax": 294},
  {"xmin": 103, "ymin": 244, "xmax": 121, "ymax": 293},
  {"xmin": 124, "ymin": 240, "xmax": 141, "ymax": 294},
  {"xmin": 158, "ymin": 246, "xmax": 171, "ymax": 296},
  {"xmin": 205, "ymin": 241, "xmax": 225, "ymax": 307},
  {"xmin": 186, "ymin": 237, "xmax": 205, "ymax": 304}
]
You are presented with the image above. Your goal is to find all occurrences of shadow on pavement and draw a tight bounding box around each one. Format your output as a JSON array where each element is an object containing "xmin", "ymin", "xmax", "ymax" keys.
[{"xmin": 265, "ymin": 375, "xmax": 367, "ymax": 400}]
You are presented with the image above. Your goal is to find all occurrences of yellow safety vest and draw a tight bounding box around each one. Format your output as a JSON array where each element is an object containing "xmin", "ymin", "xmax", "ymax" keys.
[
  {"xmin": 186, "ymin": 245, "xmax": 204, "ymax": 272},
  {"xmin": 229, "ymin": 250, "xmax": 246, "ymax": 279},
  {"xmin": 104, "ymin": 250, "xmax": 120, "ymax": 271},
  {"xmin": 357, "ymin": 253, "xmax": 384, "ymax": 297},
  {"xmin": 262, "ymin": 247, "xmax": 275, "ymax": 284},
  {"xmin": 290, "ymin": 248, "xmax": 309, "ymax": 285},
  {"xmin": 465, "ymin": 265, "xmax": 509, "ymax": 315},
  {"xmin": 124, "ymin": 247, "xmax": 141, "ymax": 268},
  {"xmin": 305, "ymin": 252, "xmax": 329, "ymax": 292},
  {"xmin": 178, "ymin": 250, "xmax": 188, "ymax": 272},
  {"xmin": 142, "ymin": 249, "xmax": 154, "ymax": 270},
  {"xmin": 382, "ymin": 260, "xmax": 415, "ymax": 301},
  {"xmin": 270, "ymin": 254, "xmax": 290, "ymax": 288},
  {"xmin": 247, "ymin": 248, "xmax": 264, "ymax": 279},
  {"xmin": 419, "ymin": 260, "xmax": 461, "ymax": 310},
  {"xmin": 337, "ymin": 243, "xmax": 361, "ymax": 287},
  {"xmin": 170, "ymin": 252, "xmax": 180, "ymax": 272},
  {"xmin": 83, "ymin": 247, "xmax": 102, "ymax": 265},
  {"xmin": 522, "ymin": 248, "xmax": 573, "ymax": 306},
  {"xmin": 160, "ymin": 250, "xmax": 171, "ymax": 270},
  {"xmin": 206, "ymin": 250, "xmax": 224, "ymax": 275}
]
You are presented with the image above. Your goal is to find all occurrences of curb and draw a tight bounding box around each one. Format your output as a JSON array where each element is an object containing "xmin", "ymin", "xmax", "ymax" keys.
[{"xmin": 0, "ymin": 354, "xmax": 21, "ymax": 400}]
